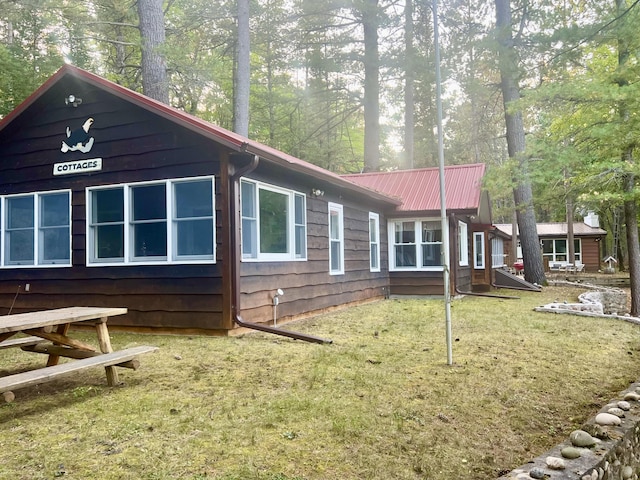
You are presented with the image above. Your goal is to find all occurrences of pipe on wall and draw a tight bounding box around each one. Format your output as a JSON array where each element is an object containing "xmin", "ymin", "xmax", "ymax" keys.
[{"xmin": 229, "ymin": 154, "xmax": 332, "ymax": 345}]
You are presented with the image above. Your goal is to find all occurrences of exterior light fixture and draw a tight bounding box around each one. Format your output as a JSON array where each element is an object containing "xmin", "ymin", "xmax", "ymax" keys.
[
  {"xmin": 65, "ymin": 95, "xmax": 82, "ymax": 107},
  {"xmin": 311, "ymin": 188, "xmax": 324, "ymax": 197}
]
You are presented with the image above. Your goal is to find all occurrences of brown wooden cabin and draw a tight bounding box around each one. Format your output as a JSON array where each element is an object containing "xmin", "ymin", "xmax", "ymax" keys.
[
  {"xmin": 0, "ymin": 65, "xmax": 401, "ymax": 335},
  {"xmin": 494, "ymin": 216, "xmax": 606, "ymax": 273},
  {"xmin": 344, "ymin": 164, "xmax": 496, "ymax": 295}
]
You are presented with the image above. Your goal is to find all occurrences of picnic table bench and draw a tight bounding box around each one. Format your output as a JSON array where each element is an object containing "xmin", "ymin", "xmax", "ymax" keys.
[{"xmin": 0, "ymin": 307, "xmax": 158, "ymax": 402}]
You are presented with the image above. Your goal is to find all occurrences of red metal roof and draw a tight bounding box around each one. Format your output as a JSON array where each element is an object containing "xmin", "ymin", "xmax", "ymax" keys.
[
  {"xmin": 0, "ymin": 65, "xmax": 400, "ymax": 207},
  {"xmin": 344, "ymin": 163, "xmax": 486, "ymax": 213}
]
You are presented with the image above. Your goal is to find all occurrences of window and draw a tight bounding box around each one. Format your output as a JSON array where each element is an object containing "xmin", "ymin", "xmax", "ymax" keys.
[
  {"xmin": 473, "ymin": 232, "xmax": 485, "ymax": 269},
  {"xmin": 329, "ymin": 203, "xmax": 344, "ymax": 274},
  {"xmin": 458, "ymin": 221, "xmax": 469, "ymax": 266},
  {"xmin": 369, "ymin": 212, "xmax": 380, "ymax": 272},
  {"xmin": 491, "ymin": 236, "xmax": 505, "ymax": 268},
  {"xmin": 2, "ymin": 190, "xmax": 71, "ymax": 267},
  {"xmin": 389, "ymin": 219, "xmax": 443, "ymax": 271},
  {"xmin": 87, "ymin": 177, "xmax": 215, "ymax": 265},
  {"xmin": 240, "ymin": 179, "xmax": 306, "ymax": 261},
  {"xmin": 541, "ymin": 238, "xmax": 581, "ymax": 263}
]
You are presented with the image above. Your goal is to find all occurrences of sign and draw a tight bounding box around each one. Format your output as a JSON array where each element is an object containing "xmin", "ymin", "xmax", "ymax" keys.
[{"xmin": 53, "ymin": 158, "xmax": 102, "ymax": 176}]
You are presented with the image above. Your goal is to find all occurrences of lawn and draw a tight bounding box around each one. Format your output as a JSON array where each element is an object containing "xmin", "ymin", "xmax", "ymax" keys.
[{"xmin": 0, "ymin": 286, "xmax": 639, "ymax": 480}]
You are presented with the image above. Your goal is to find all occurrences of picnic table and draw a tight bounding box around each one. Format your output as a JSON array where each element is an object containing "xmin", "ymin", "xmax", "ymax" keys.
[{"xmin": 0, "ymin": 306, "xmax": 157, "ymax": 402}]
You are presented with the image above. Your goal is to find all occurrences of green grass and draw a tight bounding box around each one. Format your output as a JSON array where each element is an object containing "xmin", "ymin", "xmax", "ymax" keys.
[{"xmin": 0, "ymin": 286, "xmax": 639, "ymax": 479}]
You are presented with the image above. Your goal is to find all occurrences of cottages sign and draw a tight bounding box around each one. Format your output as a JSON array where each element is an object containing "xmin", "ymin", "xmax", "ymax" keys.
[
  {"xmin": 53, "ymin": 158, "xmax": 102, "ymax": 175},
  {"xmin": 54, "ymin": 117, "xmax": 103, "ymax": 175}
]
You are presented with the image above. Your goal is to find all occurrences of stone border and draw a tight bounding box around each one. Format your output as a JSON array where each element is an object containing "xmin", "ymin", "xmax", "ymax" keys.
[{"xmin": 498, "ymin": 383, "xmax": 640, "ymax": 479}]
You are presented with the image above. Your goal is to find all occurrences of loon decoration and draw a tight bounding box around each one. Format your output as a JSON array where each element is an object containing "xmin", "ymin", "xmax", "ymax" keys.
[{"xmin": 61, "ymin": 118, "xmax": 95, "ymax": 153}]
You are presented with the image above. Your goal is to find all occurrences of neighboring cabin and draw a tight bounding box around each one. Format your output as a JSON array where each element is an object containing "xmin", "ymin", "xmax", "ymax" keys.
[
  {"xmin": 0, "ymin": 65, "xmax": 499, "ymax": 335},
  {"xmin": 345, "ymin": 164, "xmax": 505, "ymax": 294},
  {"xmin": 494, "ymin": 212, "xmax": 606, "ymax": 273}
]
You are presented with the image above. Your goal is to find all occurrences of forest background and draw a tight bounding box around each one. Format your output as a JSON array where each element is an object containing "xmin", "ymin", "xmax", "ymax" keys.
[{"xmin": 0, "ymin": 0, "xmax": 639, "ymax": 273}]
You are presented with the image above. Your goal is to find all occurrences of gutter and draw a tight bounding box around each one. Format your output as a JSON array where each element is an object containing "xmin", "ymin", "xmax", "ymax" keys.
[{"xmin": 229, "ymin": 154, "xmax": 332, "ymax": 345}]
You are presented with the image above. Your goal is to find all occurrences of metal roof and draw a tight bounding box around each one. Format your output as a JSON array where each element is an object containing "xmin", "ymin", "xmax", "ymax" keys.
[
  {"xmin": 495, "ymin": 222, "xmax": 607, "ymax": 237},
  {"xmin": 0, "ymin": 65, "xmax": 400, "ymax": 207},
  {"xmin": 344, "ymin": 163, "xmax": 486, "ymax": 213}
]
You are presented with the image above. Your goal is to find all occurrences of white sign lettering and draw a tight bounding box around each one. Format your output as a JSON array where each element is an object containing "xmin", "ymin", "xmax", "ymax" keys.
[{"xmin": 53, "ymin": 158, "xmax": 102, "ymax": 176}]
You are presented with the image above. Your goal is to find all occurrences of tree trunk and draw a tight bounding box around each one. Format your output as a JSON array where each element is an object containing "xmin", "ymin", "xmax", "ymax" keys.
[
  {"xmin": 616, "ymin": 0, "xmax": 639, "ymax": 314},
  {"xmin": 137, "ymin": 0, "xmax": 169, "ymax": 104},
  {"xmin": 363, "ymin": 0, "xmax": 380, "ymax": 172},
  {"xmin": 234, "ymin": 0, "xmax": 250, "ymax": 137},
  {"xmin": 495, "ymin": 0, "xmax": 545, "ymax": 285},
  {"xmin": 403, "ymin": 0, "xmax": 414, "ymax": 169}
]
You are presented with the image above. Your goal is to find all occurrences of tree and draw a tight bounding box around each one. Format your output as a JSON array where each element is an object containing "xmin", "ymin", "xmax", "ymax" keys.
[
  {"xmin": 494, "ymin": 0, "xmax": 546, "ymax": 285},
  {"xmin": 233, "ymin": 0, "xmax": 250, "ymax": 136},
  {"xmin": 137, "ymin": 0, "xmax": 169, "ymax": 103}
]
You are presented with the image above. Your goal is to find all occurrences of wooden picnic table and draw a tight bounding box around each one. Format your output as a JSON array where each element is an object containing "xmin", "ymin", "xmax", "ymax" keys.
[{"xmin": 0, "ymin": 306, "xmax": 157, "ymax": 402}]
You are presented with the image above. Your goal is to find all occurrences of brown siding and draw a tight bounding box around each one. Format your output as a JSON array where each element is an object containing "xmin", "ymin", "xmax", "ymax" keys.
[
  {"xmin": 389, "ymin": 272, "xmax": 444, "ymax": 296},
  {"xmin": 238, "ymin": 183, "xmax": 389, "ymax": 323},
  {"xmin": 0, "ymin": 80, "xmax": 226, "ymax": 331}
]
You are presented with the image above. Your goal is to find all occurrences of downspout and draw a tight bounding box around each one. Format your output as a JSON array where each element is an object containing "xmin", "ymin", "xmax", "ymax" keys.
[{"xmin": 229, "ymin": 154, "xmax": 332, "ymax": 344}]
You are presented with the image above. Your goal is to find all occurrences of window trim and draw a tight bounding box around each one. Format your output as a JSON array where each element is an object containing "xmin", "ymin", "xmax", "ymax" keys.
[
  {"xmin": 0, "ymin": 189, "xmax": 72, "ymax": 269},
  {"xmin": 458, "ymin": 221, "xmax": 469, "ymax": 267},
  {"xmin": 86, "ymin": 176, "xmax": 216, "ymax": 266},
  {"xmin": 388, "ymin": 218, "xmax": 444, "ymax": 272},
  {"xmin": 473, "ymin": 231, "xmax": 485, "ymax": 269},
  {"xmin": 240, "ymin": 179, "xmax": 307, "ymax": 262},
  {"xmin": 369, "ymin": 212, "xmax": 380, "ymax": 272},
  {"xmin": 328, "ymin": 202, "xmax": 344, "ymax": 275}
]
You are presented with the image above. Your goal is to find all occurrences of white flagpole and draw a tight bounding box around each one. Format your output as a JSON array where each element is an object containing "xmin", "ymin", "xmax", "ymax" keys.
[{"xmin": 432, "ymin": 0, "xmax": 453, "ymax": 365}]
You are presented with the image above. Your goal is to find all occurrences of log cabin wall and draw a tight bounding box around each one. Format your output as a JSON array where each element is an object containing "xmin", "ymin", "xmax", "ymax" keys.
[
  {"xmin": 237, "ymin": 165, "xmax": 390, "ymax": 323},
  {"xmin": 0, "ymin": 78, "xmax": 226, "ymax": 332}
]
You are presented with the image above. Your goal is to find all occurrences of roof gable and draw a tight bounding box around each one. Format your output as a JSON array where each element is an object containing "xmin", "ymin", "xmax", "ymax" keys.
[
  {"xmin": 0, "ymin": 65, "xmax": 400, "ymax": 206},
  {"xmin": 344, "ymin": 163, "xmax": 487, "ymax": 215}
]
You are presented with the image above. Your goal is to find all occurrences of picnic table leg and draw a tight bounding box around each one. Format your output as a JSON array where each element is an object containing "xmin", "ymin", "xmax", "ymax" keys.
[
  {"xmin": 46, "ymin": 323, "xmax": 70, "ymax": 367},
  {"xmin": 95, "ymin": 320, "xmax": 119, "ymax": 386}
]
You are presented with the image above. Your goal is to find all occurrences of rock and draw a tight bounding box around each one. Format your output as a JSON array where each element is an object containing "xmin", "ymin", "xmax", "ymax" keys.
[
  {"xmin": 595, "ymin": 412, "xmax": 622, "ymax": 426},
  {"xmin": 570, "ymin": 430, "xmax": 596, "ymax": 447},
  {"xmin": 624, "ymin": 391, "xmax": 640, "ymax": 401},
  {"xmin": 622, "ymin": 465, "xmax": 633, "ymax": 479},
  {"xmin": 607, "ymin": 407, "xmax": 625, "ymax": 417},
  {"xmin": 618, "ymin": 400, "xmax": 631, "ymax": 411},
  {"xmin": 581, "ymin": 471, "xmax": 598, "ymax": 480},
  {"xmin": 529, "ymin": 467, "xmax": 545, "ymax": 479},
  {"xmin": 546, "ymin": 456, "xmax": 566, "ymax": 470},
  {"xmin": 561, "ymin": 446, "xmax": 582, "ymax": 459}
]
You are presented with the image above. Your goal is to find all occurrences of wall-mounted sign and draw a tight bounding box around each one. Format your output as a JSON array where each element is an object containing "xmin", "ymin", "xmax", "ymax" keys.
[
  {"xmin": 53, "ymin": 158, "xmax": 102, "ymax": 176},
  {"xmin": 61, "ymin": 118, "xmax": 95, "ymax": 153}
]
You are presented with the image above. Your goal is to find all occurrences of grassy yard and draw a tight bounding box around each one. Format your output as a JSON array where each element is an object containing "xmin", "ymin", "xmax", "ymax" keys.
[{"xmin": 1, "ymin": 286, "xmax": 639, "ymax": 480}]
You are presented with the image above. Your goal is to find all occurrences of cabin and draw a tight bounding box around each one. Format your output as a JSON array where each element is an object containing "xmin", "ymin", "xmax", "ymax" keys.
[
  {"xmin": 345, "ymin": 164, "xmax": 499, "ymax": 294},
  {"xmin": 0, "ymin": 65, "xmax": 402, "ymax": 335},
  {"xmin": 494, "ymin": 213, "xmax": 606, "ymax": 273}
]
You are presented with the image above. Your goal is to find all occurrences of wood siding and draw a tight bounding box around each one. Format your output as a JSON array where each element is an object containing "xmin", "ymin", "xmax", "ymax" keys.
[
  {"xmin": 0, "ymin": 79, "xmax": 226, "ymax": 331},
  {"xmin": 238, "ymin": 165, "xmax": 389, "ymax": 323}
]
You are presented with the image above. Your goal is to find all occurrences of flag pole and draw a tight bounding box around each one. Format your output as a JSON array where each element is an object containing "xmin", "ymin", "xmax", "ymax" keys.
[{"xmin": 432, "ymin": 0, "xmax": 453, "ymax": 365}]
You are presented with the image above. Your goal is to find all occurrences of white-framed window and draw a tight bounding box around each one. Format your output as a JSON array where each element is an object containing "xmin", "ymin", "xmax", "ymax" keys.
[
  {"xmin": 458, "ymin": 221, "xmax": 469, "ymax": 266},
  {"xmin": 473, "ymin": 231, "xmax": 485, "ymax": 269},
  {"xmin": 329, "ymin": 202, "xmax": 344, "ymax": 275},
  {"xmin": 369, "ymin": 212, "xmax": 380, "ymax": 272},
  {"xmin": 87, "ymin": 177, "xmax": 215, "ymax": 265},
  {"xmin": 388, "ymin": 219, "xmax": 443, "ymax": 271},
  {"xmin": 240, "ymin": 179, "xmax": 306, "ymax": 261},
  {"xmin": 491, "ymin": 236, "xmax": 505, "ymax": 268},
  {"xmin": 541, "ymin": 238, "xmax": 581, "ymax": 263},
  {"xmin": 1, "ymin": 190, "xmax": 72, "ymax": 268}
]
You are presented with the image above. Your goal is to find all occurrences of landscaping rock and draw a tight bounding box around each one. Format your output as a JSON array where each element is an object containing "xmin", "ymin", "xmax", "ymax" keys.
[
  {"xmin": 623, "ymin": 391, "xmax": 640, "ymax": 401},
  {"xmin": 595, "ymin": 412, "xmax": 622, "ymax": 426},
  {"xmin": 570, "ymin": 430, "xmax": 596, "ymax": 447},
  {"xmin": 529, "ymin": 467, "xmax": 545, "ymax": 479},
  {"xmin": 545, "ymin": 456, "xmax": 565, "ymax": 470},
  {"xmin": 560, "ymin": 446, "xmax": 582, "ymax": 459},
  {"xmin": 622, "ymin": 465, "xmax": 633, "ymax": 479},
  {"xmin": 607, "ymin": 407, "xmax": 625, "ymax": 417},
  {"xmin": 617, "ymin": 400, "xmax": 632, "ymax": 411}
]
